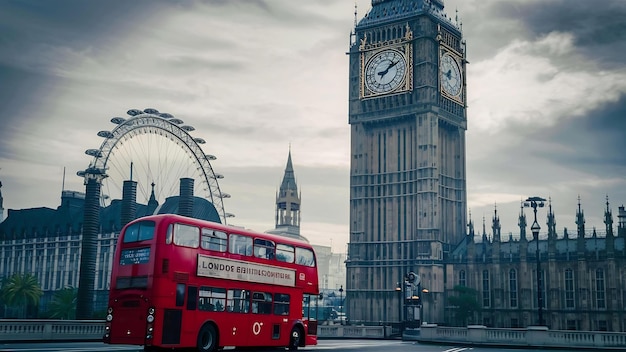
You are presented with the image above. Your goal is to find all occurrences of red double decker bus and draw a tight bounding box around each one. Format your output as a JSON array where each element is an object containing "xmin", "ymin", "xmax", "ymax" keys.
[{"xmin": 104, "ymin": 214, "xmax": 319, "ymax": 351}]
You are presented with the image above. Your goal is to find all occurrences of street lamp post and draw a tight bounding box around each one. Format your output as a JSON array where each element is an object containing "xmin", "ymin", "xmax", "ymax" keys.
[
  {"xmin": 525, "ymin": 196, "xmax": 546, "ymax": 326},
  {"xmin": 421, "ymin": 288, "xmax": 429, "ymax": 324},
  {"xmin": 395, "ymin": 282, "xmax": 403, "ymax": 327},
  {"xmin": 338, "ymin": 285, "xmax": 344, "ymax": 325}
]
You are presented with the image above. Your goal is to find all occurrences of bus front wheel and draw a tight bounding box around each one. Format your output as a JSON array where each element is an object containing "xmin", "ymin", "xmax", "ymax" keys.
[
  {"xmin": 197, "ymin": 324, "xmax": 218, "ymax": 352},
  {"xmin": 288, "ymin": 326, "xmax": 302, "ymax": 351}
]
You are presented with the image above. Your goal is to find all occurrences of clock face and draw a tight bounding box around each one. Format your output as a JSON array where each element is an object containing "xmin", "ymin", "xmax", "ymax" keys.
[
  {"xmin": 364, "ymin": 49, "xmax": 407, "ymax": 95},
  {"xmin": 440, "ymin": 53, "xmax": 462, "ymax": 96}
]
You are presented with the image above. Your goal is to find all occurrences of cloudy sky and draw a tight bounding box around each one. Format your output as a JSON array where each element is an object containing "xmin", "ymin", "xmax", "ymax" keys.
[{"xmin": 1, "ymin": 0, "xmax": 625, "ymax": 252}]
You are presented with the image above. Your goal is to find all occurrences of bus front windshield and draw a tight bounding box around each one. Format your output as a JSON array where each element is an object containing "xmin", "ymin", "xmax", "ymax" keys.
[{"xmin": 123, "ymin": 220, "xmax": 156, "ymax": 243}]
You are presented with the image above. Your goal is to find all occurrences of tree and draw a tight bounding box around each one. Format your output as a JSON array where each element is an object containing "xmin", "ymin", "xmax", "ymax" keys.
[
  {"xmin": 1, "ymin": 273, "xmax": 43, "ymax": 318},
  {"xmin": 48, "ymin": 287, "xmax": 77, "ymax": 319},
  {"xmin": 447, "ymin": 285, "xmax": 481, "ymax": 327}
]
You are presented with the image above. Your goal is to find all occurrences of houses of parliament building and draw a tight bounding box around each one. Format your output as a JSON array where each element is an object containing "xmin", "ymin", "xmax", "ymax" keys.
[{"xmin": 451, "ymin": 200, "xmax": 626, "ymax": 331}]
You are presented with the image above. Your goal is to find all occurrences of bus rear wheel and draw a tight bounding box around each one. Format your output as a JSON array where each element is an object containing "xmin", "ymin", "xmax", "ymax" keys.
[
  {"xmin": 288, "ymin": 326, "xmax": 302, "ymax": 351},
  {"xmin": 197, "ymin": 324, "xmax": 218, "ymax": 352}
]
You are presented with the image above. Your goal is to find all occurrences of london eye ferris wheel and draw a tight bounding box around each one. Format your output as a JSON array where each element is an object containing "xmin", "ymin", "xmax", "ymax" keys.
[{"xmin": 78, "ymin": 108, "xmax": 232, "ymax": 224}]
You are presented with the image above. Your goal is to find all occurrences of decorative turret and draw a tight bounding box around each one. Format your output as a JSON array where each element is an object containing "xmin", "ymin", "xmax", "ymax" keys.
[
  {"xmin": 576, "ymin": 196, "xmax": 586, "ymax": 256},
  {"xmin": 492, "ymin": 204, "xmax": 501, "ymax": 243},
  {"xmin": 547, "ymin": 198, "xmax": 557, "ymax": 259},
  {"xmin": 482, "ymin": 215, "xmax": 488, "ymax": 243},
  {"xmin": 605, "ymin": 195, "xmax": 614, "ymax": 258},
  {"xmin": 491, "ymin": 205, "xmax": 500, "ymax": 263},
  {"xmin": 481, "ymin": 215, "xmax": 488, "ymax": 262},
  {"xmin": 618, "ymin": 205, "xmax": 626, "ymax": 237},
  {"xmin": 467, "ymin": 210, "xmax": 476, "ymax": 262},
  {"xmin": 547, "ymin": 198, "xmax": 557, "ymax": 240},
  {"xmin": 518, "ymin": 201, "xmax": 527, "ymax": 242},
  {"xmin": 467, "ymin": 209, "xmax": 475, "ymax": 241}
]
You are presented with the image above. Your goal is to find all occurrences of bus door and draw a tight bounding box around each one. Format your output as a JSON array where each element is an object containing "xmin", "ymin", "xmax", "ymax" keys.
[
  {"xmin": 222, "ymin": 289, "xmax": 251, "ymax": 346},
  {"xmin": 250, "ymin": 291, "xmax": 285, "ymax": 344},
  {"xmin": 159, "ymin": 282, "xmax": 193, "ymax": 345}
]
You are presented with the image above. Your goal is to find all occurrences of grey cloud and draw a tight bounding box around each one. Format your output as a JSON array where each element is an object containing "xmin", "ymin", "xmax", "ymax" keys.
[
  {"xmin": 490, "ymin": 0, "xmax": 626, "ymax": 69},
  {"xmin": 536, "ymin": 96, "xmax": 626, "ymax": 172}
]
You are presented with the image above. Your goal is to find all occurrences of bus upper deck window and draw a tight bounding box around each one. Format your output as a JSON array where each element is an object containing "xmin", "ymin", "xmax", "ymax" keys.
[
  {"xmin": 254, "ymin": 239, "xmax": 275, "ymax": 260},
  {"xmin": 295, "ymin": 247, "xmax": 316, "ymax": 267},
  {"xmin": 276, "ymin": 244, "xmax": 295, "ymax": 263},
  {"xmin": 201, "ymin": 229, "xmax": 227, "ymax": 252},
  {"xmin": 173, "ymin": 223, "xmax": 199, "ymax": 248},
  {"xmin": 229, "ymin": 234, "xmax": 252, "ymax": 256}
]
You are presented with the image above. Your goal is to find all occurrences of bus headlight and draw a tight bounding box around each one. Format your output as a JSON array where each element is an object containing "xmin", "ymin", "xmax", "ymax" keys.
[
  {"xmin": 106, "ymin": 314, "xmax": 113, "ymax": 322},
  {"xmin": 148, "ymin": 307, "xmax": 155, "ymax": 314},
  {"xmin": 107, "ymin": 307, "xmax": 113, "ymax": 314},
  {"xmin": 147, "ymin": 314, "xmax": 155, "ymax": 323}
]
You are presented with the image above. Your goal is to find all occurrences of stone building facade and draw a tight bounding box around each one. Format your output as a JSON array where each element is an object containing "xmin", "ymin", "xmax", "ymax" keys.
[{"xmin": 448, "ymin": 199, "xmax": 626, "ymax": 331}]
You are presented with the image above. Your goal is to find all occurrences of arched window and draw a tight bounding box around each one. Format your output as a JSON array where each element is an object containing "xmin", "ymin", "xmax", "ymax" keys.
[
  {"xmin": 482, "ymin": 270, "xmax": 490, "ymax": 307},
  {"xmin": 596, "ymin": 268, "xmax": 606, "ymax": 309},
  {"xmin": 509, "ymin": 269, "xmax": 518, "ymax": 308},
  {"xmin": 564, "ymin": 269, "xmax": 575, "ymax": 309}
]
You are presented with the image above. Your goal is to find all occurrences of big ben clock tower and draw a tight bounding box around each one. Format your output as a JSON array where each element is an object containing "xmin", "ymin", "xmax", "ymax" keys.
[{"xmin": 346, "ymin": 0, "xmax": 467, "ymax": 324}]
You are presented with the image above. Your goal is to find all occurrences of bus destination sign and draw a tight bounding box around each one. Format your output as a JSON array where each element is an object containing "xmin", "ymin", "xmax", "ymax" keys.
[
  {"xmin": 197, "ymin": 254, "xmax": 296, "ymax": 287},
  {"xmin": 120, "ymin": 247, "xmax": 151, "ymax": 266}
]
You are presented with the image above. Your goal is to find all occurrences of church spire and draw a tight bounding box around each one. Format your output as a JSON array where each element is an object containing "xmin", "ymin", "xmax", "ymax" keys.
[
  {"xmin": 146, "ymin": 182, "xmax": 159, "ymax": 215},
  {"xmin": 280, "ymin": 147, "xmax": 298, "ymax": 195},
  {"xmin": 275, "ymin": 148, "xmax": 302, "ymax": 235}
]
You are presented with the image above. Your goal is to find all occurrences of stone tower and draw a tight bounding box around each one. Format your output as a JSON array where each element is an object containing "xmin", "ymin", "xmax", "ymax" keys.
[
  {"xmin": 346, "ymin": 0, "xmax": 467, "ymax": 324},
  {"xmin": 267, "ymin": 149, "xmax": 305, "ymax": 242}
]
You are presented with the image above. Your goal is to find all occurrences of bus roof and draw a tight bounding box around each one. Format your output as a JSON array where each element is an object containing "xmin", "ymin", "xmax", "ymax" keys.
[{"xmin": 125, "ymin": 213, "xmax": 316, "ymax": 251}]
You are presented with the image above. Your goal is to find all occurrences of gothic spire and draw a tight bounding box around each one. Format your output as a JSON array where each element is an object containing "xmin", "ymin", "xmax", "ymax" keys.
[
  {"xmin": 518, "ymin": 200, "xmax": 527, "ymax": 242},
  {"xmin": 576, "ymin": 195, "xmax": 585, "ymax": 239},
  {"xmin": 467, "ymin": 209, "xmax": 475, "ymax": 240},
  {"xmin": 492, "ymin": 203, "xmax": 501, "ymax": 242},
  {"xmin": 547, "ymin": 197, "xmax": 557, "ymax": 240},
  {"xmin": 274, "ymin": 148, "xmax": 302, "ymax": 235},
  {"xmin": 482, "ymin": 215, "xmax": 488, "ymax": 242},
  {"xmin": 605, "ymin": 194, "xmax": 614, "ymax": 238},
  {"xmin": 147, "ymin": 182, "xmax": 159, "ymax": 215}
]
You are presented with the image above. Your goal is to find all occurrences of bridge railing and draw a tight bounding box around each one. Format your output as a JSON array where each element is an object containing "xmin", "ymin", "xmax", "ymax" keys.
[
  {"xmin": 4, "ymin": 318, "xmax": 626, "ymax": 349},
  {"xmin": 419, "ymin": 324, "xmax": 626, "ymax": 349},
  {"xmin": 0, "ymin": 319, "xmax": 104, "ymax": 342},
  {"xmin": 0, "ymin": 319, "xmax": 388, "ymax": 342}
]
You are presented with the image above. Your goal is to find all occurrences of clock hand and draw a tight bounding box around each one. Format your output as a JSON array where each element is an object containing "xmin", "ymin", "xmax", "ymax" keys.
[{"xmin": 377, "ymin": 61, "xmax": 399, "ymax": 78}]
